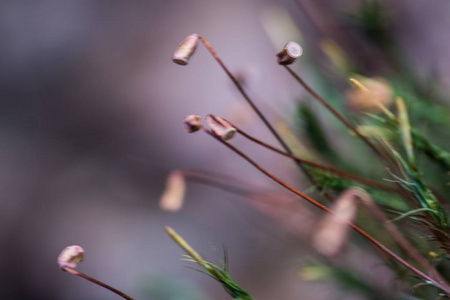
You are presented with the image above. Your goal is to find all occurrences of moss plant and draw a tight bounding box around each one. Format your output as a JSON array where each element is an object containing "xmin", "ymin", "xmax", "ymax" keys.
[
  {"xmin": 57, "ymin": 2, "xmax": 450, "ymax": 299},
  {"xmin": 166, "ymin": 227, "xmax": 254, "ymax": 300},
  {"xmin": 167, "ymin": 28, "xmax": 450, "ymax": 299}
]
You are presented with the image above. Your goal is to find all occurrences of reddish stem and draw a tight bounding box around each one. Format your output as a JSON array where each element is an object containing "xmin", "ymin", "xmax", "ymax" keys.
[
  {"xmin": 198, "ymin": 36, "xmax": 320, "ymax": 192},
  {"xmin": 283, "ymin": 65, "xmax": 395, "ymax": 166},
  {"xmin": 235, "ymin": 127, "xmax": 400, "ymax": 194},
  {"xmin": 63, "ymin": 267, "xmax": 134, "ymax": 300},
  {"xmin": 359, "ymin": 192, "xmax": 450, "ymax": 288},
  {"xmin": 202, "ymin": 128, "xmax": 450, "ymax": 294}
]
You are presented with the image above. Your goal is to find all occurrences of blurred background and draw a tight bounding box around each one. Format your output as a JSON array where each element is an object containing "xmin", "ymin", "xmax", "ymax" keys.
[{"xmin": 0, "ymin": 1, "xmax": 449, "ymax": 299}]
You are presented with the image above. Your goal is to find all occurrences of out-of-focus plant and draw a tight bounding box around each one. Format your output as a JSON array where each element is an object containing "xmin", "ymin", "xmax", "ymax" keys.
[
  {"xmin": 164, "ymin": 2, "xmax": 450, "ymax": 299},
  {"xmin": 56, "ymin": 2, "xmax": 450, "ymax": 299}
]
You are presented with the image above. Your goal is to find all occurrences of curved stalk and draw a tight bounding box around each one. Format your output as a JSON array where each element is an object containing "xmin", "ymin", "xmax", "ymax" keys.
[
  {"xmin": 198, "ymin": 36, "xmax": 321, "ymax": 192},
  {"xmin": 201, "ymin": 127, "xmax": 450, "ymax": 294},
  {"xmin": 63, "ymin": 267, "xmax": 134, "ymax": 300},
  {"xmin": 359, "ymin": 193, "xmax": 449, "ymax": 288}
]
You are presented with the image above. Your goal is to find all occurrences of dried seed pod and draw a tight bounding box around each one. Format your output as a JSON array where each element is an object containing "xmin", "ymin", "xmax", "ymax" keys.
[
  {"xmin": 172, "ymin": 34, "xmax": 199, "ymax": 65},
  {"xmin": 276, "ymin": 42, "xmax": 303, "ymax": 65},
  {"xmin": 160, "ymin": 171, "xmax": 186, "ymax": 212},
  {"xmin": 57, "ymin": 245, "xmax": 85, "ymax": 269},
  {"xmin": 205, "ymin": 114, "xmax": 237, "ymax": 141},
  {"xmin": 184, "ymin": 115, "xmax": 202, "ymax": 133},
  {"xmin": 312, "ymin": 189, "xmax": 357, "ymax": 256}
]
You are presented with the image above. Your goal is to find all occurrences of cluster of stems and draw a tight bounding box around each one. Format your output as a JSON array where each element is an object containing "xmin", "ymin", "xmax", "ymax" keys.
[
  {"xmin": 58, "ymin": 33, "xmax": 449, "ymax": 300},
  {"xmin": 175, "ymin": 34, "xmax": 450, "ymax": 296}
]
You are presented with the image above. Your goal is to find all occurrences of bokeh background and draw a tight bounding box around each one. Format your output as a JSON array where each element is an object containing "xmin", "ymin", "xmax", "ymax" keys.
[{"xmin": 0, "ymin": 1, "xmax": 449, "ymax": 299}]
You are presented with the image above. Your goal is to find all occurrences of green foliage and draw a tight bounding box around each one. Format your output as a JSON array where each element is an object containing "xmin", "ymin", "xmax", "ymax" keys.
[
  {"xmin": 412, "ymin": 129, "xmax": 450, "ymax": 171},
  {"xmin": 191, "ymin": 259, "xmax": 254, "ymax": 300},
  {"xmin": 166, "ymin": 227, "xmax": 254, "ymax": 300},
  {"xmin": 297, "ymin": 103, "xmax": 341, "ymax": 164}
]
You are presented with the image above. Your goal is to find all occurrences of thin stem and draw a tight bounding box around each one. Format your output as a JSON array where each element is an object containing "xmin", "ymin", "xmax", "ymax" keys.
[
  {"xmin": 235, "ymin": 127, "xmax": 401, "ymax": 194},
  {"xmin": 359, "ymin": 192, "xmax": 450, "ymax": 288},
  {"xmin": 179, "ymin": 169, "xmax": 256, "ymax": 196},
  {"xmin": 180, "ymin": 168, "xmax": 312, "ymax": 228},
  {"xmin": 198, "ymin": 36, "xmax": 320, "ymax": 191},
  {"xmin": 166, "ymin": 227, "xmax": 255, "ymax": 300},
  {"xmin": 201, "ymin": 128, "xmax": 450, "ymax": 294},
  {"xmin": 63, "ymin": 267, "xmax": 134, "ymax": 300},
  {"xmin": 283, "ymin": 65, "xmax": 395, "ymax": 165}
]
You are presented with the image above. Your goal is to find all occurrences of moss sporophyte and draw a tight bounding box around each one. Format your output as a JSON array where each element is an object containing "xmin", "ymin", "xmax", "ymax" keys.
[{"xmin": 168, "ymin": 32, "xmax": 450, "ymax": 296}]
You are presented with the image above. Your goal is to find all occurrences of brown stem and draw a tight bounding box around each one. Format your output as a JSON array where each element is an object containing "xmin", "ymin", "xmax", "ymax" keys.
[
  {"xmin": 198, "ymin": 36, "xmax": 322, "ymax": 193},
  {"xmin": 283, "ymin": 65, "xmax": 396, "ymax": 166},
  {"xmin": 358, "ymin": 191, "xmax": 450, "ymax": 288},
  {"xmin": 63, "ymin": 267, "xmax": 134, "ymax": 300},
  {"xmin": 201, "ymin": 128, "xmax": 450, "ymax": 294},
  {"xmin": 235, "ymin": 127, "xmax": 401, "ymax": 194},
  {"xmin": 179, "ymin": 169, "xmax": 256, "ymax": 196}
]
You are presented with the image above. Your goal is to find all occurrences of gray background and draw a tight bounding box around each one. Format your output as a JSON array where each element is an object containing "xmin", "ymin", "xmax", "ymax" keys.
[{"xmin": 0, "ymin": 1, "xmax": 449, "ymax": 299}]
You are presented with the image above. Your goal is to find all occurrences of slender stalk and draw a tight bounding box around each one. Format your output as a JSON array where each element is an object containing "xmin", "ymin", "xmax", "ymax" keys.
[
  {"xmin": 198, "ymin": 36, "xmax": 320, "ymax": 191},
  {"xmin": 63, "ymin": 267, "xmax": 134, "ymax": 300},
  {"xmin": 180, "ymin": 169, "xmax": 313, "ymax": 233},
  {"xmin": 283, "ymin": 65, "xmax": 395, "ymax": 166},
  {"xmin": 359, "ymin": 191, "xmax": 450, "ymax": 288},
  {"xmin": 179, "ymin": 169, "xmax": 255, "ymax": 196},
  {"xmin": 234, "ymin": 127, "xmax": 401, "ymax": 193},
  {"xmin": 201, "ymin": 128, "xmax": 450, "ymax": 294}
]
